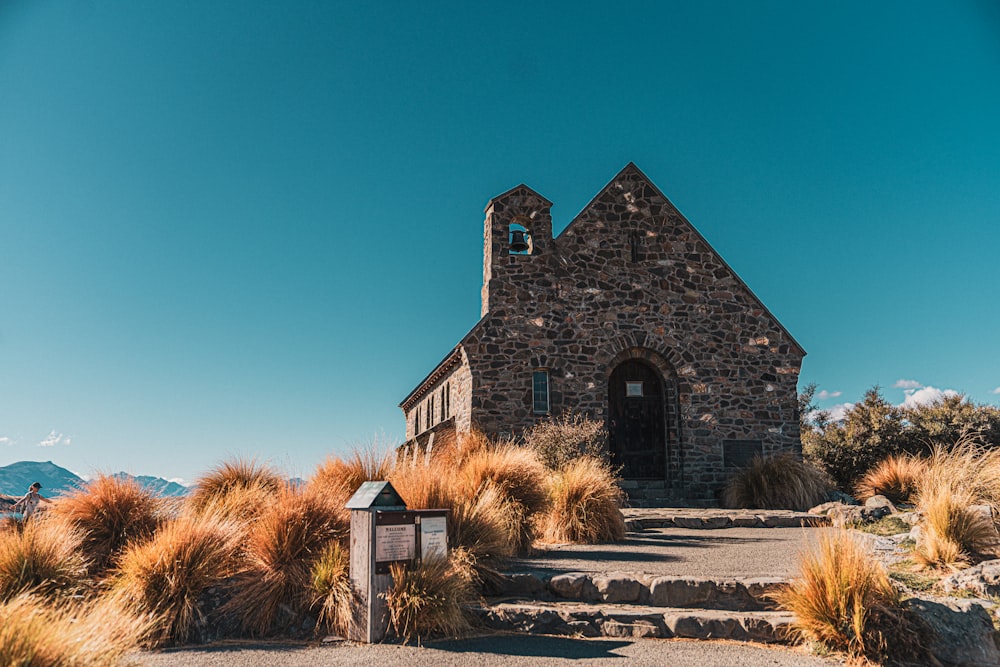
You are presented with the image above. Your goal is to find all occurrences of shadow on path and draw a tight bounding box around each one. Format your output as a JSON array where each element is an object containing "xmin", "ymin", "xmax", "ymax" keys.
[{"xmin": 423, "ymin": 635, "xmax": 631, "ymax": 659}]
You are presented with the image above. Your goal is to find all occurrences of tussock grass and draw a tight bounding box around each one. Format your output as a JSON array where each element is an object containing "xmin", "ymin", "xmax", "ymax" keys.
[
  {"xmin": 225, "ymin": 484, "xmax": 348, "ymax": 635},
  {"xmin": 308, "ymin": 446, "xmax": 396, "ymax": 507},
  {"xmin": 458, "ymin": 444, "xmax": 548, "ymax": 553},
  {"xmin": 539, "ymin": 456, "xmax": 625, "ymax": 544},
  {"xmin": 521, "ymin": 413, "xmax": 607, "ymax": 470},
  {"xmin": 113, "ymin": 510, "xmax": 243, "ymax": 647},
  {"xmin": 776, "ymin": 530, "xmax": 932, "ymax": 664},
  {"xmin": 722, "ymin": 453, "xmax": 832, "ymax": 511},
  {"xmin": 386, "ymin": 555, "xmax": 473, "ymax": 643},
  {"xmin": 310, "ymin": 542, "xmax": 355, "ymax": 637},
  {"xmin": 0, "ymin": 592, "xmax": 152, "ymax": 666},
  {"xmin": 391, "ymin": 460, "xmax": 514, "ymax": 582},
  {"xmin": 186, "ymin": 458, "xmax": 284, "ymax": 521},
  {"xmin": 430, "ymin": 429, "xmax": 491, "ymax": 469},
  {"xmin": 914, "ymin": 483, "xmax": 995, "ymax": 568},
  {"xmin": 0, "ymin": 516, "xmax": 87, "ymax": 602},
  {"xmin": 910, "ymin": 439, "xmax": 1000, "ymax": 568},
  {"xmin": 49, "ymin": 473, "xmax": 162, "ymax": 572},
  {"xmin": 854, "ymin": 454, "xmax": 926, "ymax": 504}
]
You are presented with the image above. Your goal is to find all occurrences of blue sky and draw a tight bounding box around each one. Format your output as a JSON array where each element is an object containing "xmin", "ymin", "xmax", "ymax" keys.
[{"xmin": 2, "ymin": 1, "xmax": 999, "ymax": 483}]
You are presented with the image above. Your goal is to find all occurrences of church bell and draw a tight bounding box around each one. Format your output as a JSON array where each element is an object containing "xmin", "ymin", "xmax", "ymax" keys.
[{"xmin": 510, "ymin": 229, "xmax": 530, "ymax": 253}]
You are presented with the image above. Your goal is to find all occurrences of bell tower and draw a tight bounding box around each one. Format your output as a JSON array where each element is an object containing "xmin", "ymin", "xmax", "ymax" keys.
[{"xmin": 481, "ymin": 184, "xmax": 554, "ymax": 318}]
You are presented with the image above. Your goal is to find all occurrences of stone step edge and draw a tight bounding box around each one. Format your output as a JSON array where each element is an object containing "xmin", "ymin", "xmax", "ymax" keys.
[
  {"xmin": 490, "ymin": 572, "xmax": 787, "ymax": 612},
  {"xmin": 470, "ymin": 601, "xmax": 797, "ymax": 644},
  {"xmin": 623, "ymin": 513, "xmax": 830, "ymax": 530}
]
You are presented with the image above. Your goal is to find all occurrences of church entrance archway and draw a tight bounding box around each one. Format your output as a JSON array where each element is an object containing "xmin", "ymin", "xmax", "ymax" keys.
[{"xmin": 608, "ymin": 359, "xmax": 667, "ymax": 479}]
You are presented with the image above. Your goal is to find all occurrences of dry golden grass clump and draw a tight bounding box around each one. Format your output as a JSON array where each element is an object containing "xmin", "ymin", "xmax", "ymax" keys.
[
  {"xmin": 776, "ymin": 530, "xmax": 932, "ymax": 664},
  {"xmin": 915, "ymin": 483, "xmax": 996, "ymax": 568},
  {"xmin": 225, "ymin": 484, "xmax": 348, "ymax": 635},
  {"xmin": 0, "ymin": 592, "xmax": 152, "ymax": 667},
  {"xmin": 390, "ymin": 460, "xmax": 513, "ymax": 584},
  {"xmin": 539, "ymin": 456, "xmax": 625, "ymax": 544},
  {"xmin": 854, "ymin": 454, "xmax": 926, "ymax": 504},
  {"xmin": 310, "ymin": 541, "xmax": 355, "ymax": 637},
  {"xmin": 457, "ymin": 444, "xmax": 548, "ymax": 553},
  {"xmin": 909, "ymin": 439, "xmax": 1000, "ymax": 568},
  {"xmin": 307, "ymin": 447, "xmax": 396, "ymax": 507},
  {"xmin": 0, "ymin": 516, "xmax": 88, "ymax": 602},
  {"xmin": 112, "ymin": 510, "xmax": 243, "ymax": 647},
  {"xmin": 722, "ymin": 453, "xmax": 832, "ymax": 511},
  {"xmin": 49, "ymin": 473, "xmax": 163, "ymax": 572},
  {"xmin": 186, "ymin": 458, "xmax": 284, "ymax": 521},
  {"xmin": 385, "ymin": 555, "xmax": 473, "ymax": 643}
]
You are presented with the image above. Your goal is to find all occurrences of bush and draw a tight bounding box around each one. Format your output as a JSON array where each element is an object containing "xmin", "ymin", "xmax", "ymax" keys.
[
  {"xmin": 854, "ymin": 454, "xmax": 926, "ymax": 504},
  {"xmin": 521, "ymin": 413, "xmax": 607, "ymax": 470},
  {"xmin": 0, "ymin": 593, "xmax": 152, "ymax": 667},
  {"xmin": 225, "ymin": 484, "xmax": 348, "ymax": 635},
  {"xmin": 776, "ymin": 530, "xmax": 932, "ymax": 664},
  {"xmin": 385, "ymin": 555, "xmax": 473, "ymax": 643},
  {"xmin": 803, "ymin": 387, "xmax": 907, "ymax": 491},
  {"xmin": 722, "ymin": 453, "xmax": 832, "ymax": 511},
  {"xmin": 113, "ymin": 510, "xmax": 243, "ymax": 647},
  {"xmin": 0, "ymin": 516, "xmax": 88, "ymax": 602},
  {"xmin": 310, "ymin": 542, "xmax": 355, "ymax": 637},
  {"xmin": 49, "ymin": 473, "xmax": 163, "ymax": 572},
  {"xmin": 539, "ymin": 456, "xmax": 625, "ymax": 544},
  {"xmin": 186, "ymin": 458, "xmax": 284, "ymax": 521}
]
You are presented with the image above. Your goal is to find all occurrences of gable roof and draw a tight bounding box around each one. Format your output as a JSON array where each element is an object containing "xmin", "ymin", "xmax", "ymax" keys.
[
  {"xmin": 484, "ymin": 183, "xmax": 553, "ymax": 211},
  {"xmin": 557, "ymin": 162, "xmax": 806, "ymax": 357}
]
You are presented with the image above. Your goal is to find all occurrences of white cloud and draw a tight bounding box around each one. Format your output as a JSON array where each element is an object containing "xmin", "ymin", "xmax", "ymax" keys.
[
  {"xmin": 816, "ymin": 390, "xmax": 842, "ymax": 400},
  {"xmin": 808, "ymin": 402, "xmax": 854, "ymax": 423},
  {"xmin": 0, "ymin": 436, "xmax": 13, "ymax": 446},
  {"xmin": 901, "ymin": 386, "xmax": 960, "ymax": 409},
  {"xmin": 37, "ymin": 430, "xmax": 71, "ymax": 447},
  {"xmin": 992, "ymin": 387, "xmax": 1000, "ymax": 395},
  {"xmin": 894, "ymin": 379, "xmax": 922, "ymax": 390}
]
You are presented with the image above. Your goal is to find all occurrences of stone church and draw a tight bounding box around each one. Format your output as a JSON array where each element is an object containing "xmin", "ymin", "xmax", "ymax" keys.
[{"xmin": 399, "ymin": 163, "xmax": 805, "ymax": 501}]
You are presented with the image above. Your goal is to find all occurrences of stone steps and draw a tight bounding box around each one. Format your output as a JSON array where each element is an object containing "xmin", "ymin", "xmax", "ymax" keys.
[
  {"xmin": 471, "ymin": 600, "xmax": 795, "ymax": 643},
  {"xmin": 621, "ymin": 508, "xmax": 829, "ymax": 530},
  {"xmin": 491, "ymin": 571, "xmax": 784, "ymax": 611}
]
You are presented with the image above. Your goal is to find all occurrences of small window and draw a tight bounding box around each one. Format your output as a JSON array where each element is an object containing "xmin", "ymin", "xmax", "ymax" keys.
[
  {"xmin": 629, "ymin": 232, "xmax": 639, "ymax": 263},
  {"xmin": 626, "ymin": 381, "xmax": 644, "ymax": 397},
  {"xmin": 443, "ymin": 383, "xmax": 450, "ymax": 420},
  {"xmin": 415, "ymin": 407, "xmax": 421, "ymax": 434},
  {"xmin": 532, "ymin": 370, "xmax": 550, "ymax": 414},
  {"xmin": 429, "ymin": 396, "xmax": 435, "ymax": 427}
]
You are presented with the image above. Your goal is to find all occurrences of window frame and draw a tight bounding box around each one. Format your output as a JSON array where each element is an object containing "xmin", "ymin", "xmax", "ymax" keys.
[{"xmin": 532, "ymin": 369, "xmax": 550, "ymax": 415}]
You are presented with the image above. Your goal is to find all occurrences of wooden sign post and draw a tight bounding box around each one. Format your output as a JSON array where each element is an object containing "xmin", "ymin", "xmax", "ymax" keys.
[{"xmin": 345, "ymin": 481, "xmax": 450, "ymax": 643}]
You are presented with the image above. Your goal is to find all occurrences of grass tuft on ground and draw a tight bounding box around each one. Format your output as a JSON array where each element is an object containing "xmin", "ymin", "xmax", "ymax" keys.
[
  {"xmin": 777, "ymin": 530, "xmax": 933, "ymax": 664},
  {"xmin": 854, "ymin": 454, "xmax": 925, "ymax": 504},
  {"xmin": 722, "ymin": 453, "xmax": 832, "ymax": 511},
  {"xmin": 50, "ymin": 473, "xmax": 163, "ymax": 572},
  {"xmin": 539, "ymin": 456, "xmax": 625, "ymax": 544},
  {"xmin": 385, "ymin": 554, "xmax": 473, "ymax": 643},
  {"xmin": 0, "ymin": 516, "xmax": 88, "ymax": 602},
  {"xmin": 185, "ymin": 458, "xmax": 284, "ymax": 521}
]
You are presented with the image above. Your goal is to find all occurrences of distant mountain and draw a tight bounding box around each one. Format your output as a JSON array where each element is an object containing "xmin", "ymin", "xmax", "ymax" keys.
[
  {"xmin": 0, "ymin": 460, "xmax": 84, "ymax": 497},
  {"xmin": 112, "ymin": 473, "xmax": 188, "ymax": 497},
  {"xmin": 0, "ymin": 461, "xmax": 188, "ymax": 499}
]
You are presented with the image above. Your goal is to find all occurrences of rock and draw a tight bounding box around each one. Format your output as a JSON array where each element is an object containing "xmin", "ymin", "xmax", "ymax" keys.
[
  {"xmin": 808, "ymin": 501, "xmax": 845, "ymax": 515},
  {"xmin": 942, "ymin": 559, "xmax": 1000, "ymax": 598},
  {"xmin": 500, "ymin": 573, "xmax": 546, "ymax": 596},
  {"xmin": 908, "ymin": 598, "xmax": 1000, "ymax": 667},
  {"xmin": 865, "ymin": 494, "xmax": 897, "ymax": 513},
  {"xmin": 825, "ymin": 490, "xmax": 859, "ymax": 505},
  {"xmin": 731, "ymin": 514, "xmax": 763, "ymax": 527},
  {"xmin": 592, "ymin": 574, "xmax": 643, "ymax": 603},
  {"xmin": 549, "ymin": 573, "xmax": 596, "ymax": 600},
  {"xmin": 649, "ymin": 577, "xmax": 716, "ymax": 607}
]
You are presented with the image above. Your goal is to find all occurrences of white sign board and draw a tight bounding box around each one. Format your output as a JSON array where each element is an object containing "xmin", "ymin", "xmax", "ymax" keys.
[
  {"xmin": 420, "ymin": 515, "xmax": 448, "ymax": 559},
  {"xmin": 375, "ymin": 523, "xmax": 415, "ymax": 562}
]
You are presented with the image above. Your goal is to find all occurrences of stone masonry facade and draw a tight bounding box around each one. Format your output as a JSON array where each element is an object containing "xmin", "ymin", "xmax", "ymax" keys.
[{"xmin": 400, "ymin": 164, "xmax": 805, "ymax": 501}]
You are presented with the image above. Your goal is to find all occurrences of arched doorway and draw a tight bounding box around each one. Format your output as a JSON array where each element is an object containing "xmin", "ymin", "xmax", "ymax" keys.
[{"xmin": 608, "ymin": 359, "xmax": 667, "ymax": 479}]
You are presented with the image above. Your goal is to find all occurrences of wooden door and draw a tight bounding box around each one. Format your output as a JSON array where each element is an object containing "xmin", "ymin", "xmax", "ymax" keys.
[{"xmin": 608, "ymin": 360, "xmax": 666, "ymax": 479}]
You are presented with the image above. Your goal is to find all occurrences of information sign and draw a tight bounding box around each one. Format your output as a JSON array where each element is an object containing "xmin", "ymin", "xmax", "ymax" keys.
[
  {"xmin": 375, "ymin": 523, "xmax": 415, "ymax": 563},
  {"xmin": 420, "ymin": 515, "xmax": 448, "ymax": 559}
]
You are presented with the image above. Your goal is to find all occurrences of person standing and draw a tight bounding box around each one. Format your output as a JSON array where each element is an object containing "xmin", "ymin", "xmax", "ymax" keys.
[{"xmin": 12, "ymin": 482, "xmax": 51, "ymax": 520}]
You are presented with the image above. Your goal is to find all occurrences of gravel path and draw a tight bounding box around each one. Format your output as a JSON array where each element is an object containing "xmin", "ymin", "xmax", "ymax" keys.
[
  {"xmin": 136, "ymin": 635, "xmax": 843, "ymax": 667},
  {"xmin": 511, "ymin": 527, "xmax": 826, "ymax": 579}
]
